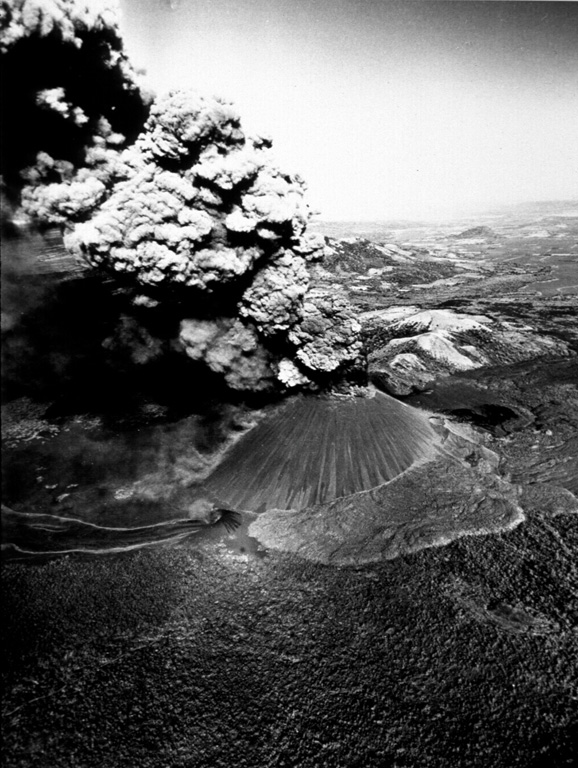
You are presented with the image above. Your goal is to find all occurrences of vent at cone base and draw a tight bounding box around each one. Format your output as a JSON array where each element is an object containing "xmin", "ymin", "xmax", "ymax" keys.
[{"xmin": 204, "ymin": 391, "xmax": 441, "ymax": 512}]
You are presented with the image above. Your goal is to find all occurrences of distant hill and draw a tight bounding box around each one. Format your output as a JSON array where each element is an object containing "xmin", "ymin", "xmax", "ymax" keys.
[
  {"xmin": 453, "ymin": 226, "xmax": 497, "ymax": 240},
  {"xmin": 322, "ymin": 238, "xmax": 400, "ymax": 272}
]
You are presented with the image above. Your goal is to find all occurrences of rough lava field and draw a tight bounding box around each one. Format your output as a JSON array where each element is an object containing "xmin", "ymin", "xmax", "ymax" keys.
[{"xmin": 2, "ymin": 2, "xmax": 578, "ymax": 767}]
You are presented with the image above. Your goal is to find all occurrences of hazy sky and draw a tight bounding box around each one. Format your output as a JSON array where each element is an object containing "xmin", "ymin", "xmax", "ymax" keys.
[{"xmin": 120, "ymin": 0, "xmax": 578, "ymax": 220}]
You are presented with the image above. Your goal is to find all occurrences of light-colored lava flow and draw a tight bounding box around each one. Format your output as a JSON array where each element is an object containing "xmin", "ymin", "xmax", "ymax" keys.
[{"xmin": 1, "ymin": 504, "xmax": 241, "ymax": 561}]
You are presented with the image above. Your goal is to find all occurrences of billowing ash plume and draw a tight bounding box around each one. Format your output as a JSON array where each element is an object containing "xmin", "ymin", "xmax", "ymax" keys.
[
  {"xmin": 1, "ymin": 0, "xmax": 150, "ymax": 196},
  {"xmin": 62, "ymin": 90, "xmax": 362, "ymax": 391},
  {"xmin": 2, "ymin": 1, "xmax": 362, "ymax": 393}
]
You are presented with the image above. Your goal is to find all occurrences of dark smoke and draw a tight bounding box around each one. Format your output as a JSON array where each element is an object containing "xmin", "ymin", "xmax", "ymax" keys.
[
  {"xmin": 1, "ymin": 0, "xmax": 363, "ymax": 395},
  {"xmin": 1, "ymin": 0, "xmax": 151, "ymax": 201}
]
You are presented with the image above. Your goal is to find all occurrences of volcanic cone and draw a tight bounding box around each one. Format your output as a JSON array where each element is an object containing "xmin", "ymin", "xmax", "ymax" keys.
[{"xmin": 205, "ymin": 390, "xmax": 440, "ymax": 512}]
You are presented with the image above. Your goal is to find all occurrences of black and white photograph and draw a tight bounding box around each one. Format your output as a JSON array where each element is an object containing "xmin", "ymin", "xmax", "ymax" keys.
[{"xmin": 1, "ymin": 1, "xmax": 577, "ymax": 765}]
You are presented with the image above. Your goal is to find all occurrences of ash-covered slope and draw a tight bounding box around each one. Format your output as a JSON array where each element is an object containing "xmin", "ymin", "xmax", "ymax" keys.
[
  {"xmin": 246, "ymin": 408, "xmax": 524, "ymax": 565},
  {"xmin": 205, "ymin": 390, "xmax": 440, "ymax": 511}
]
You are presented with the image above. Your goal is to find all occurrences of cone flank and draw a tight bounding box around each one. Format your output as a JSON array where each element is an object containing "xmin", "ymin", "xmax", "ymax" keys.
[{"xmin": 205, "ymin": 391, "xmax": 441, "ymax": 512}]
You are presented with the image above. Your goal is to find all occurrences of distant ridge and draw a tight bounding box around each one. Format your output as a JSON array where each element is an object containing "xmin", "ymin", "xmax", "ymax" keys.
[
  {"xmin": 453, "ymin": 226, "xmax": 497, "ymax": 240},
  {"xmin": 204, "ymin": 392, "xmax": 440, "ymax": 512},
  {"xmin": 310, "ymin": 200, "xmax": 578, "ymax": 237}
]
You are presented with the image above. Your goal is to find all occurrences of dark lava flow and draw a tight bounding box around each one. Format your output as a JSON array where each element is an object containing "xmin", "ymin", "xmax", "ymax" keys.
[{"xmin": 404, "ymin": 379, "xmax": 532, "ymax": 436}]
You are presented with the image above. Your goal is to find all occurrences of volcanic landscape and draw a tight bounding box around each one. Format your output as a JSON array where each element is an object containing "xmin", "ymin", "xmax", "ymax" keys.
[{"xmin": 1, "ymin": 2, "xmax": 577, "ymax": 767}]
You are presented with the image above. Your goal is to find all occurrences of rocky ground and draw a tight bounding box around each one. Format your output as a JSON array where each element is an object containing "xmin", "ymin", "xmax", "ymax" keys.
[
  {"xmin": 2, "ymin": 204, "xmax": 577, "ymax": 766},
  {"xmin": 2, "ymin": 503, "xmax": 576, "ymax": 768}
]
